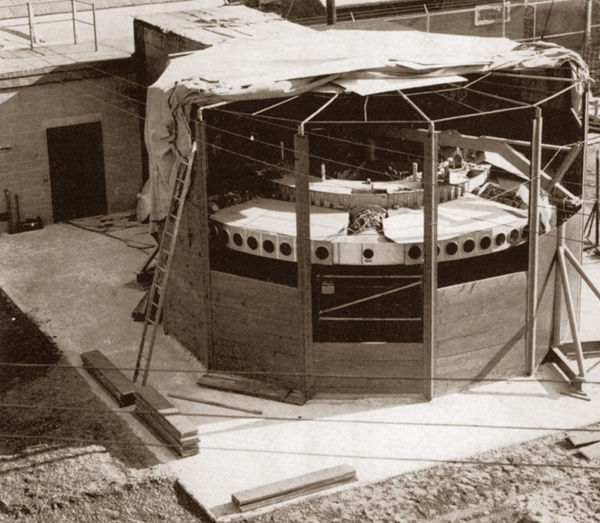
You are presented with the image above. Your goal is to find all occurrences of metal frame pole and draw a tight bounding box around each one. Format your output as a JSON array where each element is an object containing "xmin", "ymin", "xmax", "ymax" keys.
[
  {"xmin": 423, "ymin": 123, "xmax": 438, "ymax": 400},
  {"xmin": 502, "ymin": 0, "xmax": 507, "ymax": 38},
  {"xmin": 295, "ymin": 131, "xmax": 314, "ymax": 398},
  {"xmin": 526, "ymin": 107, "xmax": 542, "ymax": 375}
]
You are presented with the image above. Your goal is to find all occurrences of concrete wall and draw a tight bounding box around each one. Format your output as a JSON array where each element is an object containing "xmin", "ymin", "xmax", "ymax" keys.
[
  {"xmin": 0, "ymin": 64, "xmax": 143, "ymax": 223},
  {"xmin": 134, "ymin": 19, "xmax": 207, "ymax": 87}
]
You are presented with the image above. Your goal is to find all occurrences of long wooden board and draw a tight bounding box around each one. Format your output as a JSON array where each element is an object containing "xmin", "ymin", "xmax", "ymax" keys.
[
  {"xmin": 232, "ymin": 465, "xmax": 356, "ymax": 512},
  {"xmin": 81, "ymin": 350, "xmax": 136, "ymax": 407},
  {"xmin": 197, "ymin": 373, "xmax": 306, "ymax": 405},
  {"xmin": 578, "ymin": 441, "xmax": 600, "ymax": 460},
  {"xmin": 567, "ymin": 430, "xmax": 600, "ymax": 447},
  {"xmin": 136, "ymin": 385, "xmax": 179, "ymax": 415}
]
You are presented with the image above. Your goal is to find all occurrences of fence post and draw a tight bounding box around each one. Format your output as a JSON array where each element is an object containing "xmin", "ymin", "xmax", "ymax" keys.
[
  {"xmin": 92, "ymin": 3, "xmax": 98, "ymax": 52},
  {"xmin": 502, "ymin": 0, "xmax": 507, "ymax": 37},
  {"xmin": 27, "ymin": 2, "xmax": 34, "ymax": 49},
  {"xmin": 71, "ymin": 0, "xmax": 78, "ymax": 45},
  {"xmin": 423, "ymin": 3, "xmax": 430, "ymax": 32}
]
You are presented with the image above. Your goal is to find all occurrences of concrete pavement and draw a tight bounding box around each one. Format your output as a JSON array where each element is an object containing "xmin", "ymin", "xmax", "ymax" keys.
[{"xmin": 1, "ymin": 220, "xmax": 600, "ymax": 520}]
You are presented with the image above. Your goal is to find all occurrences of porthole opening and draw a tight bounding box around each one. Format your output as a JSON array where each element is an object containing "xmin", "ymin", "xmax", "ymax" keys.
[
  {"xmin": 463, "ymin": 239, "xmax": 475, "ymax": 253},
  {"xmin": 445, "ymin": 242, "xmax": 458, "ymax": 255},
  {"xmin": 408, "ymin": 245, "xmax": 422, "ymax": 259},
  {"xmin": 280, "ymin": 242, "xmax": 292, "ymax": 256},
  {"xmin": 316, "ymin": 246, "xmax": 330, "ymax": 260},
  {"xmin": 218, "ymin": 229, "xmax": 229, "ymax": 245},
  {"xmin": 247, "ymin": 236, "xmax": 258, "ymax": 250},
  {"xmin": 362, "ymin": 248, "xmax": 374, "ymax": 260},
  {"xmin": 509, "ymin": 229, "xmax": 520, "ymax": 244},
  {"xmin": 495, "ymin": 233, "xmax": 506, "ymax": 246},
  {"xmin": 263, "ymin": 239, "xmax": 275, "ymax": 253},
  {"xmin": 233, "ymin": 233, "xmax": 243, "ymax": 246},
  {"xmin": 479, "ymin": 236, "xmax": 491, "ymax": 250}
]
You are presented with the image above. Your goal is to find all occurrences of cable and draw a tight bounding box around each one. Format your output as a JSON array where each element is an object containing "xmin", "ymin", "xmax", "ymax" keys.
[
  {"xmin": 0, "ymin": 432, "xmax": 177, "ymax": 449},
  {"xmin": 3, "ymin": 402, "xmax": 600, "ymax": 434},
  {"xmin": 3, "ymin": 361, "xmax": 600, "ymax": 385},
  {"xmin": 0, "ymin": 433, "xmax": 597, "ymax": 470},
  {"xmin": 66, "ymin": 220, "xmax": 155, "ymax": 250}
]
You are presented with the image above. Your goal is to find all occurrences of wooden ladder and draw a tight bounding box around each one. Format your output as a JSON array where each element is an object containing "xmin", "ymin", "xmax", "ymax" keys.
[{"xmin": 133, "ymin": 145, "xmax": 196, "ymax": 385}]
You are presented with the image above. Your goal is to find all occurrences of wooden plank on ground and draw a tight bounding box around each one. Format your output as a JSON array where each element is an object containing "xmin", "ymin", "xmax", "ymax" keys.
[
  {"xmin": 578, "ymin": 441, "xmax": 600, "ymax": 460},
  {"xmin": 567, "ymin": 430, "xmax": 600, "ymax": 447},
  {"xmin": 197, "ymin": 373, "xmax": 306, "ymax": 405},
  {"xmin": 232, "ymin": 465, "xmax": 356, "ymax": 512},
  {"xmin": 136, "ymin": 385, "xmax": 179, "ymax": 415},
  {"xmin": 81, "ymin": 350, "xmax": 136, "ymax": 407}
]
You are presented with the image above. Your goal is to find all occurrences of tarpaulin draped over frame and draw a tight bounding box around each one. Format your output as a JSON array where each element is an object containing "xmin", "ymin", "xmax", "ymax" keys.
[{"xmin": 145, "ymin": 29, "xmax": 589, "ymax": 222}]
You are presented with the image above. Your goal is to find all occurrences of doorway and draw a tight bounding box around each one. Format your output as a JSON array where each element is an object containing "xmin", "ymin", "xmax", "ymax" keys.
[{"xmin": 47, "ymin": 121, "xmax": 107, "ymax": 222}]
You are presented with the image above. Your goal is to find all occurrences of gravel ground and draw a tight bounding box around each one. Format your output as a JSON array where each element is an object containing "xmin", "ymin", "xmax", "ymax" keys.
[{"xmin": 248, "ymin": 428, "xmax": 600, "ymax": 522}]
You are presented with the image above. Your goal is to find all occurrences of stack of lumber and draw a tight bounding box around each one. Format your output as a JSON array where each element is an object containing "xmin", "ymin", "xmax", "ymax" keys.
[
  {"xmin": 135, "ymin": 386, "xmax": 199, "ymax": 457},
  {"xmin": 81, "ymin": 350, "xmax": 136, "ymax": 407},
  {"xmin": 232, "ymin": 465, "xmax": 356, "ymax": 512},
  {"xmin": 197, "ymin": 373, "xmax": 306, "ymax": 405},
  {"xmin": 567, "ymin": 430, "xmax": 600, "ymax": 460}
]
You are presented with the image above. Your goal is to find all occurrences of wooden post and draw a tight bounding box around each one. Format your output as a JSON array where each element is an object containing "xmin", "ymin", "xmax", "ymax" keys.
[
  {"xmin": 596, "ymin": 152, "xmax": 599, "ymax": 247},
  {"xmin": 326, "ymin": 0, "xmax": 336, "ymax": 25},
  {"xmin": 501, "ymin": 0, "xmax": 507, "ymax": 38},
  {"xmin": 584, "ymin": 0, "xmax": 592, "ymax": 53},
  {"xmin": 552, "ymin": 222, "xmax": 564, "ymax": 346},
  {"xmin": 71, "ymin": 0, "xmax": 78, "ymax": 45},
  {"xmin": 27, "ymin": 3, "xmax": 34, "ymax": 49},
  {"xmin": 195, "ymin": 116, "xmax": 214, "ymax": 371},
  {"xmin": 526, "ymin": 108, "xmax": 542, "ymax": 375},
  {"xmin": 295, "ymin": 132, "xmax": 314, "ymax": 398},
  {"xmin": 557, "ymin": 247, "xmax": 586, "ymax": 379},
  {"xmin": 423, "ymin": 124, "xmax": 438, "ymax": 400}
]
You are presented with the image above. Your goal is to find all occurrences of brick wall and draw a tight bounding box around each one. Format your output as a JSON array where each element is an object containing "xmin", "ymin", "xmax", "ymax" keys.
[{"xmin": 0, "ymin": 68, "xmax": 143, "ymax": 223}]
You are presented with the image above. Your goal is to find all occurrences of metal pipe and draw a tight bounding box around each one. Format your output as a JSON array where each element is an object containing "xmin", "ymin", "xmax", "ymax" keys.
[
  {"xmin": 502, "ymin": 0, "xmax": 507, "ymax": 38},
  {"xmin": 92, "ymin": 3, "xmax": 98, "ymax": 52},
  {"xmin": 299, "ymin": 93, "xmax": 339, "ymax": 135},
  {"xmin": 71, "ymin": 0, "xmax": 78, "ymax": 45},
  {"xmin": 27, "ymin": 3, "xmax": 34, "ymax": 49}
]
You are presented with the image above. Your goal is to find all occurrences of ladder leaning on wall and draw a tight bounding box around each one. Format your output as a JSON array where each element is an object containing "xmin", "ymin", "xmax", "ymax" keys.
[{"xmin": 133, "ymin": 144, "xmax": 197, "ymax": 385}]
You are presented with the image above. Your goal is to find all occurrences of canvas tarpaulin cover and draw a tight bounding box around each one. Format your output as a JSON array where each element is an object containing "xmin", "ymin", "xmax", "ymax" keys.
[{"xmin": 144, "ymin": 29, "xmax": 589, "ymax": 222}]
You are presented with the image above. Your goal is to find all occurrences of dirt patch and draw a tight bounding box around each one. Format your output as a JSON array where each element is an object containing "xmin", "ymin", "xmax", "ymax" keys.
[
  {"xmin": 0, "ymin": 288, "xmax": 155, "ymax": 468},
  {"xmin": 0, "ymin": 445, "xmax": 208, "ymax": 522}
]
